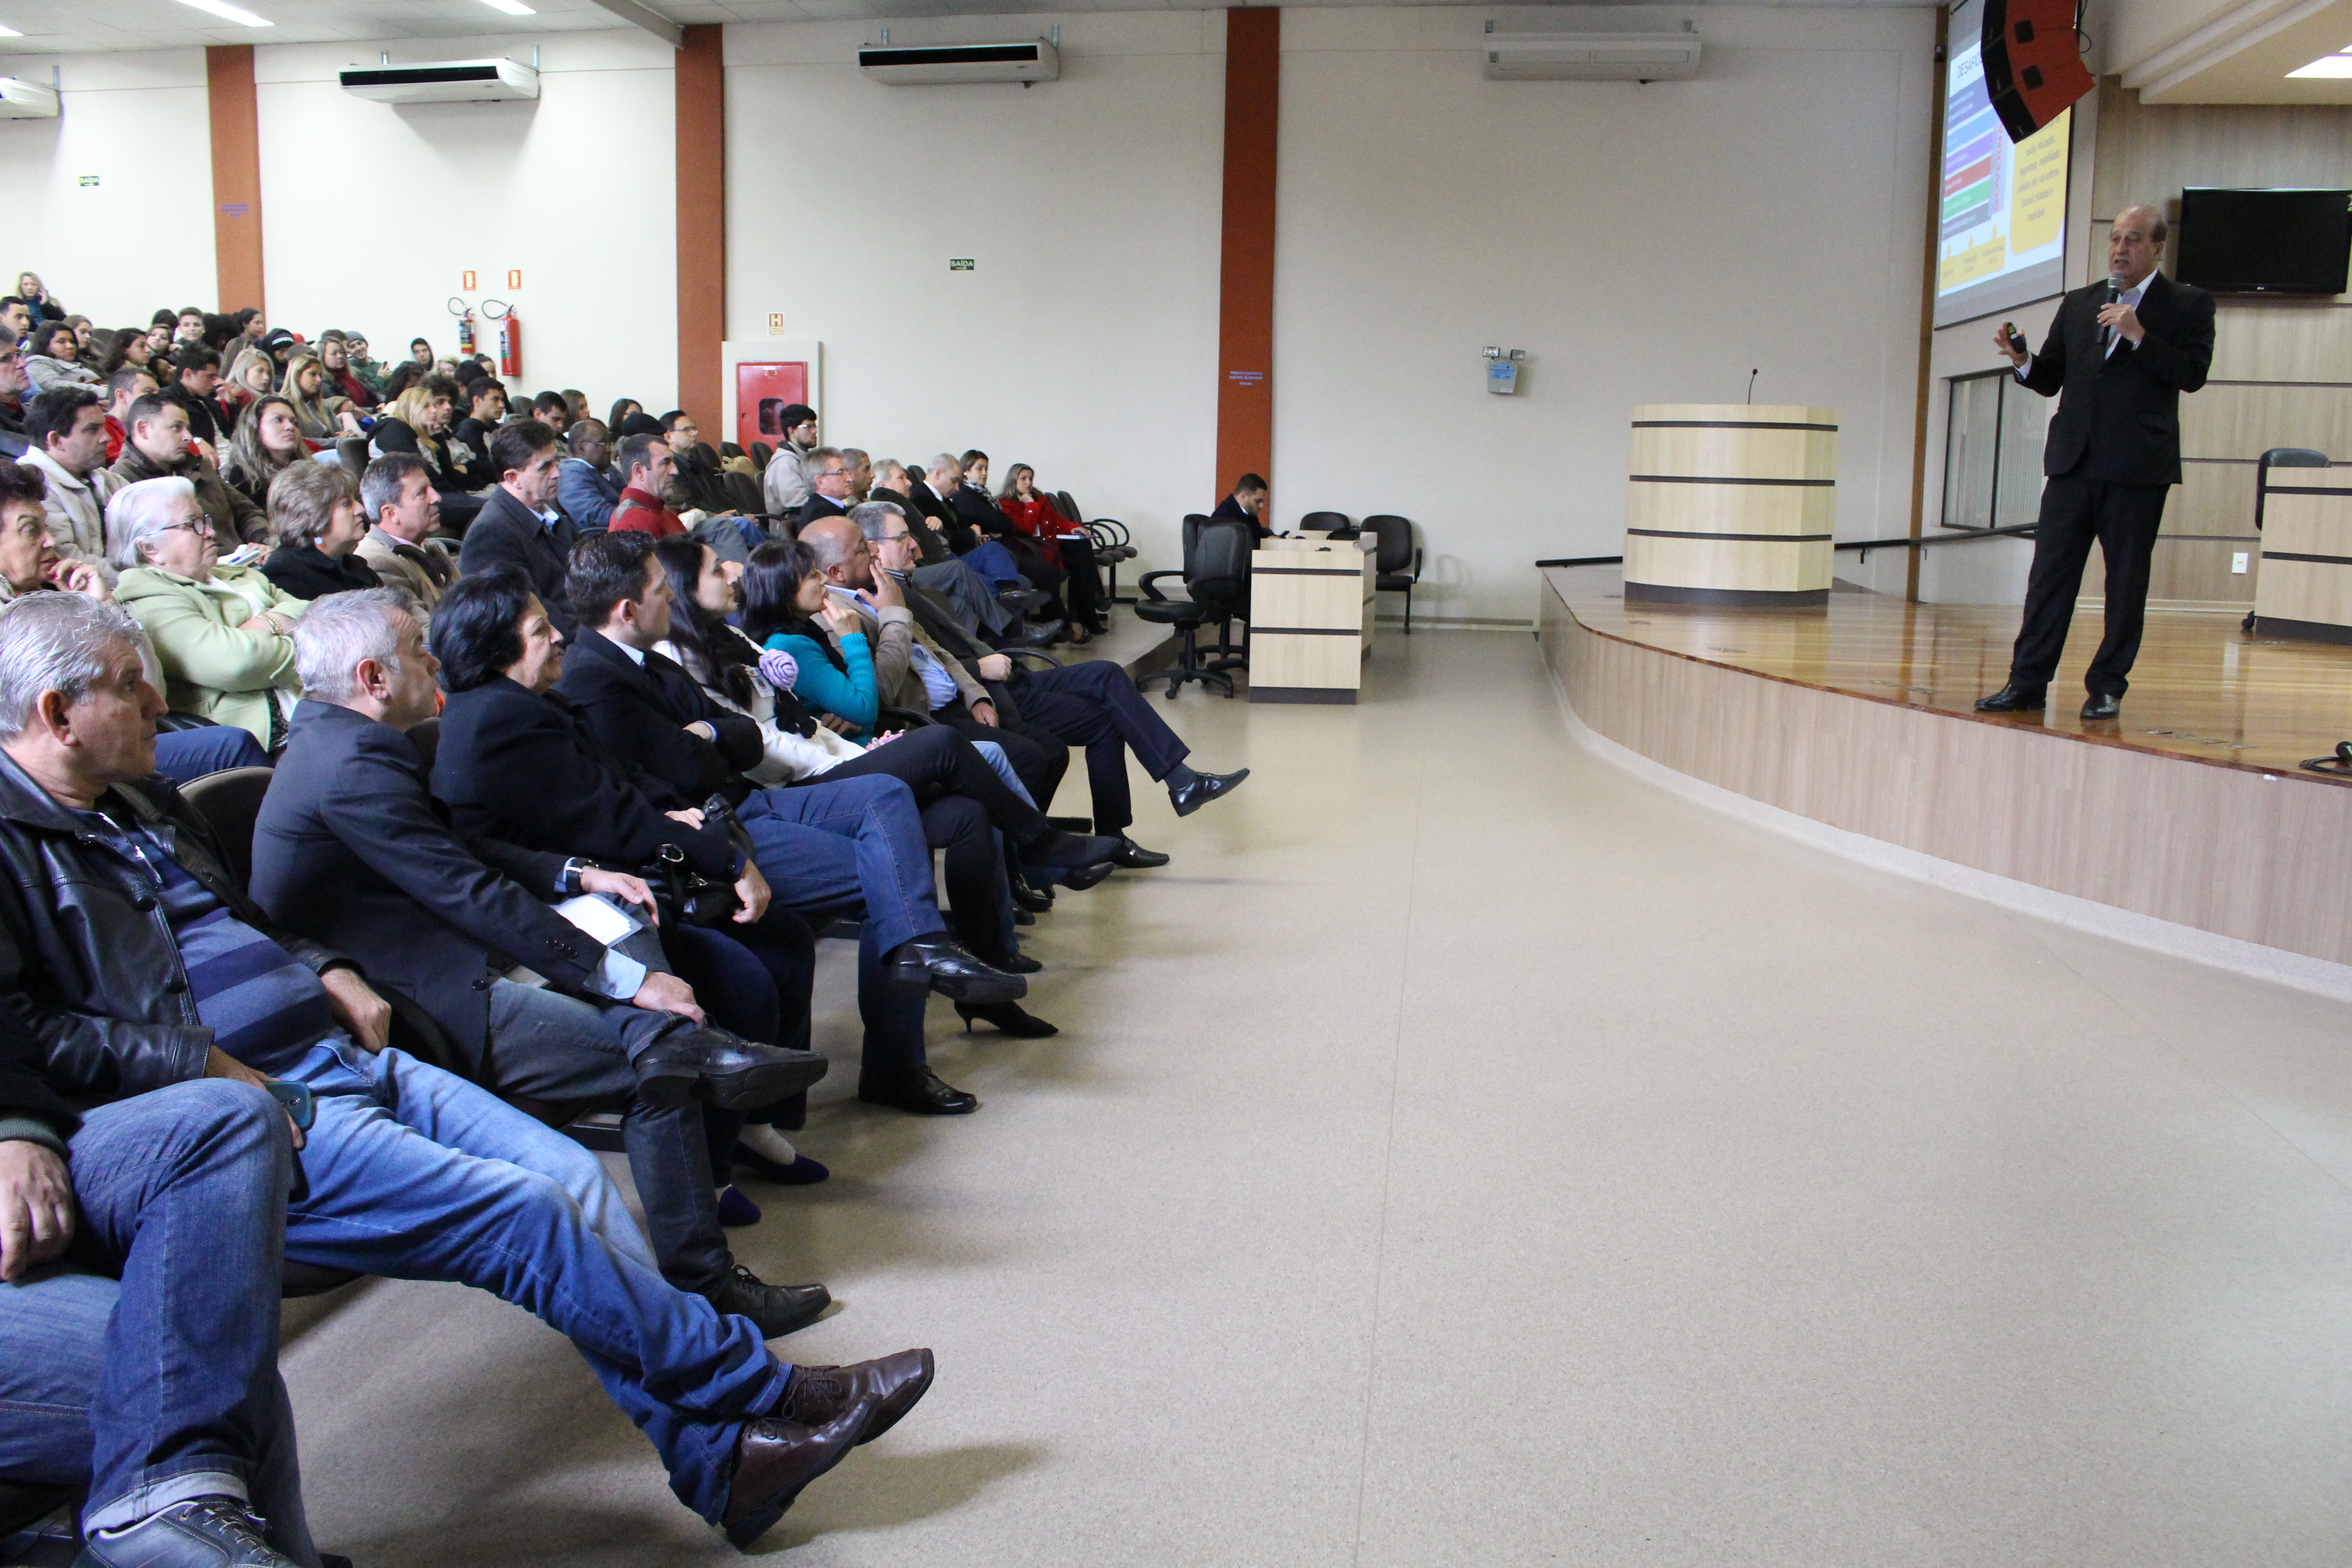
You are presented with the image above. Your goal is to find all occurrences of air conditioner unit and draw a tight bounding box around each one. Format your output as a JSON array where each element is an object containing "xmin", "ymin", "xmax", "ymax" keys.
[
  {"xmin": 0, "ymin": 77, "xmax": 61, "ymax": 119},
  {"xmin": 338, "ymin": 58, "xmax": 539, "ymax": 104},
  {"xmin": 1482, "ymin": 32, "xmax": 1702, "ymax": 82},
  {"xmin": 858, "ymin": 40, "xmax": 1059, "ymax": 86}
]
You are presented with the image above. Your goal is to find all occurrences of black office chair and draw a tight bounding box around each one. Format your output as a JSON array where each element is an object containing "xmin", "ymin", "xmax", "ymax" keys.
[
  {"xmin": 750, "ymin": 440, "xmax": 774, "ymax": 471},
  {"xmin": 1299, "ymin": 510, "xmax": 1353, "ymax": 536},
  {"xmin": 1135, "ymin": 517, "xmax": 1252, "ymax": 699},
  {"xmin": 334, "ymin": 436, "xmax": 372, "ymax": 484},
  {"xmin": 1060, "ymin": 489, "xmax": 1137, "ymax": 606},
  {"xmin": 1366, "ymin": 514, "xmax": 1423, "ymax": 634},
  {"xmin": 2254, "ymin": 448, "xmax": 2330, "ymax": 531},
  {"xmin": 178, "ymin": 766, "xmax": 274, "ymax": 889}
]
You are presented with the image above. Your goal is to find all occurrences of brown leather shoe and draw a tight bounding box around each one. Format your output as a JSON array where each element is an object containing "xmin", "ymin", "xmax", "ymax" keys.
[
  {"xmin": 721, "ymin": 1399, "xmax": 874, "ymax": 1548},
  {"xmin": 777, "ymin": 1348, "xmax": 936, "ymax": 1446}
]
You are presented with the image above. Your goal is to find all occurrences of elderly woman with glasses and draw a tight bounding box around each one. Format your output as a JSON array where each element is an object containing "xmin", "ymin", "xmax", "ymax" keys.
[{"xmin": 106, "ymin": 475, "xmax": 305, "ymax": 748}]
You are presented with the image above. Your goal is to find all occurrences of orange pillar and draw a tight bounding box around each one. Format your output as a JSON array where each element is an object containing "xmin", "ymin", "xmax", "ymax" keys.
[
  {"xmin": 676, "ymin": 24, "xmax": 727, "ymax": 436},
  {"xmin": 206, "ymin": 45, "xmax": 265, "ymax": 316},
  {"xmin": 1216, "ymin": 7, "xmax": 1279, "ymax": 498}
]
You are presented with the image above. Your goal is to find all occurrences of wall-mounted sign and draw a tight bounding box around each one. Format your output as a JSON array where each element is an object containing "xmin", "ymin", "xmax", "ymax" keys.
[
  {"xmin": 78, "ymin": 175, "xmax": 98, "ymax": 187},
  {"xmin": 767, "ymin": 313, "xmax": 787, "ymax": 335},
  {"xmin": 507, "ymin": 269, "xmax": 522, "ymax": 289},
  {"xmin": 949, "ymin": 258, "xmax": 975, "ymax": 271},
  {"xmin": 461, "ymin": 270, "xmax": 477, "ymax": 291}
]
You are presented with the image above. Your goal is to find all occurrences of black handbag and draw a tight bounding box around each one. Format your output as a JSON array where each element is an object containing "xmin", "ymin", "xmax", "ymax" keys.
[{"xmin": 642, "ymin": 841, "xmax": 740, "ymax": 928}]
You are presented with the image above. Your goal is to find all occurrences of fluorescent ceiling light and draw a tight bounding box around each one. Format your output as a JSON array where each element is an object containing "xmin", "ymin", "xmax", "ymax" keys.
[
  {"xmin": 172, "ymin": 0, "xmax": 274, "ymax": 24},
  {"xmin": 2288, "ymin": 51, "xmax": 2352, "ymax": 76},
  {"xmin": 480, "ymin": 0, "xmax": 537, "ymax": 13}
]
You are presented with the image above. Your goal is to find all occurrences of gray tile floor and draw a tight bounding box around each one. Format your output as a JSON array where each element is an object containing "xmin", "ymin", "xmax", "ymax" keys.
[{"xmin": 283, "ymin": 630, "xmax": 2352, "ymax": 1566}]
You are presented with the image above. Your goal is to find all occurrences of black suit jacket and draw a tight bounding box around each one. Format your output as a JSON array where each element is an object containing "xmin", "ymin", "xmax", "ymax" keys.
[
  {"xmin": 552, "ymin": 629, "xmax": 762, "ymax": 807},
  {"xmin": 794, "ymin": 493, "xmax": 848, "ymax": 532},
  {"xmin": 253, "ymin": 701, "xmax": 599, "ymax": 1073},
  {"xmin": 257, "ymin": 543, "xmax": 383, "ymax": 603},
  {"xmin": 431, "ymin": 675, "xmax": 738, "ymax": 880},
  {"xmin": 458, "ymin": 485, "xmax": 580, "ymax": 637},
  {"xmin": 2022, "ymin": 271, "xmax": 2215, "ymax": 486},
  {"xmin": 875, "ymin": 486, "xmax": 953, "ymax": 565},
  {"xmin": 1211, "ymin": 493, "xmax": 1272, "ymax": 540}
]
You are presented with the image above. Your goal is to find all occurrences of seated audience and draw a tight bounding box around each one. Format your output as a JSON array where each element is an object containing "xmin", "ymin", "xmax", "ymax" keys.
[
  {"xmin": 370, "ymin": 377, "xmax": 483, "ymax": 531},
  {"xmin": 530, "ymin": 390, "xmax": 572, "ymax": 434},
  {"xmin": 0, "ymin": 591, "xmax": 935, "ymax": 1551},
  {"xmin": 10, "ymin": 271, "xmax": 64, "ymax": 323},
  {"xmin": 558, "ymin": 418, "xmax": 621, "ymax": 532},
  {"xmin": 97, "ymin": 325, "xmax": 157, "ymax": 381},
  {"xmin": 0, "ymin": 336, "xmax": 29, "ymax": 440},
  {"xmin": 258, "ymin": 463, "xmax": 382, "ymax": 602},
  {"xmin": 355, "ymin": 452, "xmax": 456, "ymax": 617},
  {"xmin": 109, "ymin": 475, "xmax": 304, "ymax": 747},
  {"xmin": 449, "ymin": 376, "xmax": 506, "ymax": 488},
  {"xmin": 108, "ymin": 392, "xmax": 269, "ymax": 546},
  {"xmin": 278, "ymin": 353, "xmax": 356, "ymax": 443},
  {"xmin": 1213, "ymin": 470, "xmax": 1274, "ymax": 539},
  {"xmin": 563, "ymin": 388, "xmax": 590, "ymax": 426},
  {"xmin": 760, "ymin": 403, "xmax": 819, "ymax": 518},
  {"xmin": 918, "ymin": 452, "xmax": 980, "ymax": 556},
  {"xmin": 220, "ymin": 346, "xmax": 276, "ymax": 425},
  {"xmin": 998, "ymin": 461, "xmax": 1104, "ymax": 640},
  {"xmin": 407, "ymin": 336, "xmax": 433, "ymax": 368},
  {"xmin": 457, "ymin": 419, "xmax": 578, "ymax": 636},
  {"xmin": 662, "ymin": 411, "xmax": 736, "ymax": 517},
  {"xmin": 252, "ymin": 588, "xmax": 830, "ymax": 1333},
  {"xmin": 161, "ymin": 345, "xmax": 230, "ymax": 448},
  {"xmin": 21, "ymin": 386, "xmax": 118, "ymax": 580},
  {"xmin": 794, "ymin": 447, "xmax": 853, "ymax": 531},
  {"xmin": 21, "ymin": 321, "xmax": 99, "ymax": 392},
  {"xmin": 314, "ymin": 329, "xmax": 374, "ymax": 407},
  {"xmin": 611, "ymin": 431, "xmax": 686, "ymax": 538},
  {"xmin": 220, "ymin": 394, "xmax": 309, "ymax": 512},
  {"xmin": 0, "ymin": 1008, "xmax": 324, "ymax": 1568},
  {"xmin": 607, "ymin": 397, "xmax": 644, "ymax": 433},
  {"xmin": 100, "ymin": 363, "xmax": 157, "ymax": 465}
]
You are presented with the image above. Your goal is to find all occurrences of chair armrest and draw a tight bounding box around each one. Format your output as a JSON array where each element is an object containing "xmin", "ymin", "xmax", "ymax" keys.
[
  {"xmin": 1139, "ymin": 569, "xmax": 1185, "ymax": 602},
  {"xmin": 1004, "ymin": 647, "xmax": 1064, "ymax": 668},
  {"xmin": 874, "ymin": 705, "xmax": 936, "ymax": 734}
]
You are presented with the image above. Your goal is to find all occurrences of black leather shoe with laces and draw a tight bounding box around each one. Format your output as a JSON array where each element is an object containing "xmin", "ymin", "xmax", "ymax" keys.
[
  {"xmin": 882, "ymin": 935, "xmax": 1025, "ymax": 1004},
  {"xmin": 858, "ymin": 1069, "xmax": 979, "ymax": 1116},
  {"xmin": 701, "ymin": 1264, "xmax": 830, "ymax": 1338},
  {"xmin": 633, "ymin": 1029, "xmax": 828, "ymax": 1111}
]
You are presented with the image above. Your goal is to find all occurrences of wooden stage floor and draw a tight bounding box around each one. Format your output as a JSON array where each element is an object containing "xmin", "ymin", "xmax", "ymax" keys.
[{"xmin": 1546, "ymin": 566, "xmax": 2352, "ymax": 783}]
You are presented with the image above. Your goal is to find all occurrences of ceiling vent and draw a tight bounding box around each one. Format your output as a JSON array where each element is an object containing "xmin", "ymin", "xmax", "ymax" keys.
[
  {"xmin": 1482, "ymin": 31, "xmax": 1702, "ymax": 82},
  {"xmin": 858, "ymin": 40, "xmax": 1060, "ymax": 86},
  {"xmin": 0, "ymin": 77, "xmax": 61, "ymax": 119},
  {"xmin": 338, "ymin": 58, "xmax": 540, "ymax": 104}
]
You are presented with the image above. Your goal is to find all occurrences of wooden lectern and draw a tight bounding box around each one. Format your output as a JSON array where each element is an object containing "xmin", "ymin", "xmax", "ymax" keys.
[
  {"xmin": 2253, "ymin": 470, "xmax": 2352, "ymax": 642},
  {"xmin": 1623, "ymin": 404, "xmax": 1839, "ymax": 607}
]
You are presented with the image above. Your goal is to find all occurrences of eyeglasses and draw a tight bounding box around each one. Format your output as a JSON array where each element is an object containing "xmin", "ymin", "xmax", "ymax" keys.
[{"xmin": 162, "ymin": 517, "xmax": 216, "ymax": 537}]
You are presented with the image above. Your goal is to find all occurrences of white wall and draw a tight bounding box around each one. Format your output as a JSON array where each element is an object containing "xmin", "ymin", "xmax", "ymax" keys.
[
  {"xmin": 0, "ymin": 50, "xmax": 216, "ymax": 328},
  {"xmin": 1275, "ymin": 5, "xmax": 1939, "ymax": 626},
  {"xmin": 724, "ymin": 13, "xmax": 1225, "ymax": 570},
  {"xmin": 254, "ymin": 30, "xmax": 677, "ymax": 411}
]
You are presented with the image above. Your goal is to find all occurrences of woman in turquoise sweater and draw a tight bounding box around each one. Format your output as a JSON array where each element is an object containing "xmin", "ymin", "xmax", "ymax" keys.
[{"xmin": 740, "ymin": 540, "xmax": 883, "ymax": 739}]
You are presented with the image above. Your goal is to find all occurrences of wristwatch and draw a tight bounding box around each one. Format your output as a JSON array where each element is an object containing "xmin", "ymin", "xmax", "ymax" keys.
[{"xmin": 560, "ymin": 857, "xmax": 598, "ymax": 895}]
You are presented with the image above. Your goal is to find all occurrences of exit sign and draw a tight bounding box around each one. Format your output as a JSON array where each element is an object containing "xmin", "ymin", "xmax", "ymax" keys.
[
  {"xmin": 949, "ymin": 258, "xmax": 975, "ymax": 271},
  {"xmin": 78, "ymin": 175, "xmax": 98, "ymax": 187}
]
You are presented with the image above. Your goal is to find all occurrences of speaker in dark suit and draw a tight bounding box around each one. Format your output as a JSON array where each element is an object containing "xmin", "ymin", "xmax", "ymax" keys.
[{"xmin": 1977, "ymin": 205, "xmax": 2215, "ymax": 721}]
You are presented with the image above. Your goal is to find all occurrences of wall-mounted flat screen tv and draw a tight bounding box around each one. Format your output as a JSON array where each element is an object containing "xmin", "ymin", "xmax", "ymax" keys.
[{"xmin": 2175, "ymin": 187, "xmax": 2351, "ymax": 295}]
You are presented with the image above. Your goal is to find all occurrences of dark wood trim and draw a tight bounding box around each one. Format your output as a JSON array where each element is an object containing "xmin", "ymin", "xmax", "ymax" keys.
[
  {"xmin": 205, "ymin": 46, "xmax": 265, "ymax": 316},
  {"xmin": 1250, "ymin": 565, "xmax": 1363, "ymax": 576},
  {"xmin": 1627, "ymin": 529, "xmax": 1833, "ymax": 543},
  {"xmin": 1623, "ymin": 583, "xmax": 1831, "ymax": 608},
  {"xmin": 2256, "ymin": 550, "xmax": 2352, "ymax": 567},
  {"xmin": 1250, "ymin": 626, "xmax": 1360, "ymax": 635},
  {"xmin": 1215, "ymin": 7, "xmax": 1279, "ymax": 499},
  {"xmin": 675, "ymin": 24, "xmax": 726, "ymax": 441},
  {"xmin": 1631, "ymin": 420, "xmax": 1839, "ymax": 432},
  {"xmin": 1249, "ymin": 686, "xmax": 1357, "ymax": 705},
  {"xmin": 2253, "ymin": 615, "xmax": 2352, "ymax": 644},
  {"xmin": 1630, "ymin": 475, "xmax": 1835, "ymax": 488}
]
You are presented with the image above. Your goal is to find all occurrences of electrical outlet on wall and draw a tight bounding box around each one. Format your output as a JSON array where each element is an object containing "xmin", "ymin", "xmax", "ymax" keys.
[{"xmin": 2231, "ymin": 552, "xmax": 2249, "ymax": 574}]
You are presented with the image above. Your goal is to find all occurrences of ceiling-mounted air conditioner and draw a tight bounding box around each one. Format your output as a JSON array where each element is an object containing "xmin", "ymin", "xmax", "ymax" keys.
[
  {"xmin": 0, "ymin": 77, "xmax": 61, "ymax": 119},
  {"xmin": 338, "ymin": 58, "xmax": 539, "ymax": 104},
  {"xmin": 1482, "ymin": 30, "xmax": 1702, "ymax": 82},
  {"xmin": 858, "ymin": 40, "xmax": 1060, "ymax": 86}
]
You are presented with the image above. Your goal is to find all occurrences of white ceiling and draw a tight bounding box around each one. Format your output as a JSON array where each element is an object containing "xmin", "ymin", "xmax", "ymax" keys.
[{"xmin": 0, "ymin": 0, "xmax": 1932, "ymax": 56}]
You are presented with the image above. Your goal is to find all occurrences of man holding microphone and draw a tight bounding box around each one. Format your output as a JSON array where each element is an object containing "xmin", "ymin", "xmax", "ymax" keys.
[{"xmin": 1975, "ymin": 202, "xmax": 2216, "ymax": 722}]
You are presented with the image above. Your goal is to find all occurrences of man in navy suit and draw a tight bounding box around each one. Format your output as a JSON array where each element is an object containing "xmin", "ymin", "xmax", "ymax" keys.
[{"xmin": 1976, "ymin": 203, "xmax": 2216, "ymax": 722}]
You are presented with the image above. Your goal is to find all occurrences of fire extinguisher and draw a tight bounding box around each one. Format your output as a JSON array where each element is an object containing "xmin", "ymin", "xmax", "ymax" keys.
[
  {"xmin": 447, "ymin": 296, "xmax": 475, "ymax": 357},
  {"xmin": 483, "ymin": 300, "xmax": 520, "ymax": 380}
]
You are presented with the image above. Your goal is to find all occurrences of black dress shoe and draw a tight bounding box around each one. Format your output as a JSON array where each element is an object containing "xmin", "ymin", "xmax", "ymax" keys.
[
  {"xmin": 1058, "ymin": 862, "xmax": 1115, "ymax": 891},
  {"xmin": 1023, "ymin": 828, "xmax": 1123, "ymax": 874},
  {"xmin": 702, "ymin": 1264, "xmax": 830, "ymax": 1338},
  {"xmin": 956, "ymin": 1001, "xmax": 1058, "ymax": 1038},
  {"xmin": 1111, "ymin": 835, "xmax": 1170, "ymax": 868},
  {"xmin": 1973, "ymin": 681, "xmax": 2046, "ymax": 713},
  {"xmin": 882, "ymin": 934, "xmax": 1026, "ymax": 1004},
  {"xmin": 634, "ymin": 1030, "xmax": 829, "ymax": 1111},
  {"xmin": 778, "ymin": 1348, "xmax": 936, "ymax": 1446},
  {"xmin": 995, "ymin": 952, "xmax": 1043, "ymax": 974},
  {"xmin": 1009, "ymin": 876, "xmax": 1055, "ymax": 913},
  {"xmin": 858, "ymin": 1069, "xmax": 979, "ymax": 1115},
  {"xmin": 1169, "ymin": 767, "xmax": 1250, "ymax": 817},
  {"xmin": 722, "ymin": 1399, "xmax": 874, "ymax": 1548},
  {"xmin": 1013, "ymin": 908, "xmax": 1037, "ymax": 927},
  {"xmin": 2081, "ymin": 692, "xmax": 2122, "ymax": 720}
]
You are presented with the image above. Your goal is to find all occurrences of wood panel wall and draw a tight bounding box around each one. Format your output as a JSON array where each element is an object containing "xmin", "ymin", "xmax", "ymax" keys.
[
  {"xmin": 2091, "ymin": 79, "xmax": 2352, "ymax": 607},
  {"xmin": 205, "ymin": 46, "xmax": 265, "ymax": 317},
  {"xmin": 676, "ymin": 24, "xmax": 726, "ymax": 440}
]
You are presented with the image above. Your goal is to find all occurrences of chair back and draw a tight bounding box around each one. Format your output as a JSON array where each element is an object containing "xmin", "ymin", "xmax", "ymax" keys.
[
  {"xmin": 1367, "ymin": 514, "xmax": 1413, "ymax": 574},
  {"xmin": 335, "ymin": 435, "xmax": 372, "ymax": 483},
  {"xmin": 180, "ymin": 765, "xmax": 275, "ymax": 889},
  {"xmin": 0, "ymin": 1479, "xmax": 77, "ymax": 1538},
  {"xmin": 1189, "ymin": 517, "xmax": 1254, "ymax": 617},
  {"xmin": 405, "ymin": 715, "xmax": 441, "ymax": 774},
  {"xmin": 1181, "ymin": 513, "xmax": 1210, "ymax": 573},
  {"xmin": 750, "ymin": 440, "xmax": 774, "ymax": 470},
  {"xmin": 1057, "ymin": 490, "xmax": 1083, "ymax": 524},
  {"xmin": 2255, "ymin": 449, "xmax": 2332, "ymax": 531},
  {"xmin": 722, "ymin": 470, "xmax": 766, "ymax": 517},
  {"xmin": 1300, "ymin": 510, "xmax": 1352, "ymax": 534}
]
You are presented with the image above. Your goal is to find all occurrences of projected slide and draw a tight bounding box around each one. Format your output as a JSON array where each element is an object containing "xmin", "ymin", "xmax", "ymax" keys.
[{"xmin": 1934, "ymin": 0, "xmax": 2071, "ymax": 329}]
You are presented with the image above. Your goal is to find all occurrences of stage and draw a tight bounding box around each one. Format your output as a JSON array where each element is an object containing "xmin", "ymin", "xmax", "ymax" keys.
[{"xmin": 1539, "ymin": 565, "xmax": 2352, "ymax": 975}]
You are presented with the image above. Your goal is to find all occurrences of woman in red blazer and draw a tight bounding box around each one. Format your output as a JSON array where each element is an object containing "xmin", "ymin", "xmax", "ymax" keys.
[{"xmin": 996, "ymin": 464, "xmax": 1104, "ymax": 637}]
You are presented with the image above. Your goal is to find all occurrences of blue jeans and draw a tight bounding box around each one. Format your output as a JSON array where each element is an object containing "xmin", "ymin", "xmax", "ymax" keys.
[
  {"xmin": 275, "ymin": 1039, "xmax": 790, "ymax": 1523},
  {"xmin": 0, "ymin": 1080, "xmax": 318, "ymax": 1563},
  {"xmin": 151, "ymin": 726, "xmax": 272, "ymax": 785}
]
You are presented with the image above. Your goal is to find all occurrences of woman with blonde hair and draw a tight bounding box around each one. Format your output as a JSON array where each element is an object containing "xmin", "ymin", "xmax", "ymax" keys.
[
  {"xmin": 220, "ymin": 345, "xmax": 276, "ymax": 421},
  {"xmin": 369, "ymin": 373, "xmax": 483, "ymax": 530},
  {"xmin": 279, "ymin": 352, "xmax": 359, "ymax": 441},
  {"xmin": 220, "ymin": 395, "xmax": 310, "ymax": 512}
]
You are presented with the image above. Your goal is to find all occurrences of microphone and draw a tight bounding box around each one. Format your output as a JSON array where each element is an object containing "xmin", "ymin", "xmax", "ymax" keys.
[
  {"xmin": 2100, "ymin": 271, "xmax": 2123, "ymax": 351},
  {"xmin": 1746, "ymin": 368, "xmax": 1759, "ymax": 405}
]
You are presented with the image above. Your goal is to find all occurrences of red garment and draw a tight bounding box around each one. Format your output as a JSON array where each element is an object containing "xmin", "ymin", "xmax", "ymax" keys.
[
  {"xmin": 610, "ymin": 486, "xmax": 686, "ymax": 538},
  {"xmin": 104, "ymin": 414, "xmax": 126, "ymax": 465},
  {"xmin": 997, "ymin": 493, "xmax": 1073, "ymax": 540},
  {"xmin": 332, "ymin": 368, "xmax": 372, "ymax": 407}
]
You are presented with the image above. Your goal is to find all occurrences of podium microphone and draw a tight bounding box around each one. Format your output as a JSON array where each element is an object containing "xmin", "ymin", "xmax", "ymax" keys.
[
  {"xmin": 2099, "ymin": 271, "xmax": 2123, "ymax": 351},
  {"xmin": 1746, "ymin": 368, "xmax": 1759, "ymax": 405}
]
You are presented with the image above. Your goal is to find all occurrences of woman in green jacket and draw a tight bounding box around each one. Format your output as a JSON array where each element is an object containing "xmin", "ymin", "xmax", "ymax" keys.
[{"xmin": 107, "ymin": 475, "xmax": 304, "ymax": 748}]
